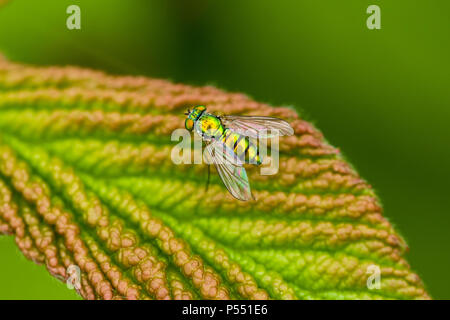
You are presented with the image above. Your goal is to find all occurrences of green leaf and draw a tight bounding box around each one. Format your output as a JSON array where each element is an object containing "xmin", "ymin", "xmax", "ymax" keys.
[{"xmin": 0, "ymin": 55, "xmax": 429, "ymax": 299}]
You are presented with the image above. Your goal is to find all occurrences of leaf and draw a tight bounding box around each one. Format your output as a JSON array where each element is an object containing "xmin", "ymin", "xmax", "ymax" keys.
[{"xmin": 0, "ymin": 55, "xmax": 429, "ymax": 299}]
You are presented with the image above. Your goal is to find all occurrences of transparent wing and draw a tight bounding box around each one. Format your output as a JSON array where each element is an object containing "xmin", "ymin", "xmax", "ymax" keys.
[
  {"xmin": 205, "ymin": 141, "xmax": 254, "ymax": 201},
  {"xmin": 220, "ymin": 115, "xmax": 294, "ymax": 138}
]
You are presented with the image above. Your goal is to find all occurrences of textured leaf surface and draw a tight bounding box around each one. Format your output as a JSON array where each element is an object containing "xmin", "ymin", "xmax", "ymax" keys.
[{"xmin": 0, "ymin": 55, "xmax": 429, "ymax": 299}]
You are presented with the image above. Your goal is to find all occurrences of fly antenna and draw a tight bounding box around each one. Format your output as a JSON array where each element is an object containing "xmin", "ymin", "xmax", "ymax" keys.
[{"xmin": 184, "ymin": 109, "xmax": 191, "ymax": 116}]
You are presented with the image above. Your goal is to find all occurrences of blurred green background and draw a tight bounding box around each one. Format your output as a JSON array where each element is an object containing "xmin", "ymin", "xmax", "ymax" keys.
[{"xmin": 0, "ymin": 0, "xmax": 449, "ymax": 299}]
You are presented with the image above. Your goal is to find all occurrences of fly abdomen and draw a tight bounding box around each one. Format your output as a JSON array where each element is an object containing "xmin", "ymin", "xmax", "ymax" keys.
[
  {"xmin": 245, "ymin": 142, "xmax": 262, "ymax": 165},
  {"xmin": 221, "ymin": 129, "xmax": 262, "ymax": 165}
]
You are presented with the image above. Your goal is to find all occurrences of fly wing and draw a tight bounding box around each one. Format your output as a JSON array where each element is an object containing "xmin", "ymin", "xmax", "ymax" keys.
[
  {"xmin": 205, "ymin": 141, "xmax": 254, "ymax": 201},
  {"xmin": 220, "ymin": 115, "xmax": 294, "ymax": 138}
]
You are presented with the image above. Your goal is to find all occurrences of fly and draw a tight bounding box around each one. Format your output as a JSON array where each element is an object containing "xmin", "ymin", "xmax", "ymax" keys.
[{"xmin": 184, "ymin": 105, "xmax": 294, "ymax": 201}]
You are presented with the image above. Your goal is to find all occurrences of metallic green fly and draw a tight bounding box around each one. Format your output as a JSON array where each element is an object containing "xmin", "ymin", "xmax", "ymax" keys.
[{"xmin": 184, "ymin": 106, "xmax": 294, "ymax": 201}]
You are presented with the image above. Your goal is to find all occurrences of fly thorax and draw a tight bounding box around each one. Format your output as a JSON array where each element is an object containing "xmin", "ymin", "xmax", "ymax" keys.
[{"xmin": 195, "ymin": 114, "xmax": 223, "ymax": 140}]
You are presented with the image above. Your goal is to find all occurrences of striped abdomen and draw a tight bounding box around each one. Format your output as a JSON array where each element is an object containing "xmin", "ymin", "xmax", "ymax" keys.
[{"xmin": 220, "ymin": 129, "xmax": 262, "ymax": 165}]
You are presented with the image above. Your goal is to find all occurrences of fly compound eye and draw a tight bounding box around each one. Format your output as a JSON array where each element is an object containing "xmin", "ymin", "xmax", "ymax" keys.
[
  {"xmin": 185, "ymin": 118, "xmax": 194, "ymax": 131},
  {"xmin": 194, "ymin": 105, "xmax": 206, "ymax": 112}
]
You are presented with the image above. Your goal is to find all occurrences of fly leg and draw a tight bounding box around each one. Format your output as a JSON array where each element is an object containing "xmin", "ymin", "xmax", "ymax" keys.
[
  {"xmin": 205, "ymin": 164, "xmax": 211, "ymax": 193},
  {"xmin": 204, "ymin": 137, "xmax": 215, "ymax": 194}
]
